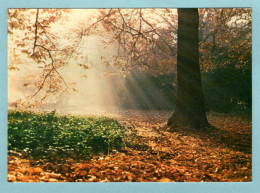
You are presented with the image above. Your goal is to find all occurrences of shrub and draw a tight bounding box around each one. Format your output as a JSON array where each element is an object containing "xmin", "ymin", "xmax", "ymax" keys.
[{"xmin": 8, "ymin": 111, "xmax": 125, "ymax": 160}]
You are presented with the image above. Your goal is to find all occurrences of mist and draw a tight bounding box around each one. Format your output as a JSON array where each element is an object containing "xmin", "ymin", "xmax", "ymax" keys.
[{"xmin": 8, "ymin": 9, "xmax": 177, "ymax": 116}]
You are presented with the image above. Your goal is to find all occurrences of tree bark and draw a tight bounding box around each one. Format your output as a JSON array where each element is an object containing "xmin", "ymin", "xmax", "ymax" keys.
[{"xmin": 168, "ymin": 8, "xmax": 209, "ymax": 129}]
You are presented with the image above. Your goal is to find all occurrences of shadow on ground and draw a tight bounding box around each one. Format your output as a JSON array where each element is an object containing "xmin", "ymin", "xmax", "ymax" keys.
[{"xmin": 168, "ymin": 123, "xmax": 251, "ymax": 154}]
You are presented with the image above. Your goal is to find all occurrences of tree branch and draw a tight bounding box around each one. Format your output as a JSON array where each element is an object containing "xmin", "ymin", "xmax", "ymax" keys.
[{"xmin": 32, "ymin": 9, "xmax": 39, "ymax": 55}]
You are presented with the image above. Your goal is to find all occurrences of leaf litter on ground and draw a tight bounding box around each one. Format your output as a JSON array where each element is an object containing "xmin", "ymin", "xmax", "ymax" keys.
[{"xmin": 8, "ymin": 110, "xmax": 251, "ymax": 182}]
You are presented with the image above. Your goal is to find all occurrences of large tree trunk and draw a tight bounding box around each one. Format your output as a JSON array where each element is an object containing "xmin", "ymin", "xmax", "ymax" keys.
[{"xmin": 168, "ymin": 8, "xmax": 209, "ymax": 129}]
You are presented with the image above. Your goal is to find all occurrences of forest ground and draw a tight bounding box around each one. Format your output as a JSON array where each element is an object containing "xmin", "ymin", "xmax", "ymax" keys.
[{"xmin": 8, "ymin": 110, "xmax": 252, "ymax": 182}]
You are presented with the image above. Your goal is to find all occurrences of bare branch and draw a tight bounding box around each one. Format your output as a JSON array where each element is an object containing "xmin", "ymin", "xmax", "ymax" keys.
[
  {"xmin": 35, "ymin": 44, "xmax": 68, "ymax": 89},
  {"xmin": 32, "ymin": 9, "xmax": 39, "ymax": 55},
  {"xmin": 140, "ymin": 15, "xmax": 175, "ymax": 54}
]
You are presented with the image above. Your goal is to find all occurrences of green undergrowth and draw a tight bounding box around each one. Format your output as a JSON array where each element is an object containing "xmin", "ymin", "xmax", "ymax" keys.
[{"xmin": 8, "ymin": 110, "xmax": 125, "ymax": 160}]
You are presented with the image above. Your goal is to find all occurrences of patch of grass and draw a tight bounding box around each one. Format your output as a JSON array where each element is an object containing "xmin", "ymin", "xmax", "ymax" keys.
[{"xmin": 8, "ymin": 111, "xmax": 125, "ymax": 160}]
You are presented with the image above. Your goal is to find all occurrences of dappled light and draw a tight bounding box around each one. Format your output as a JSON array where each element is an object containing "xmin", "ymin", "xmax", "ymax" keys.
[{"xmin": 7, "ymin": 8, "xmax": 251, "ymax": 182}]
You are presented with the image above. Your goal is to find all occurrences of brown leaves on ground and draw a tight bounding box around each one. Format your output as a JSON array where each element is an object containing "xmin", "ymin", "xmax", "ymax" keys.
[{"xmin": 8, "ymin": 111, "xmax": 252, "ymax": 182}]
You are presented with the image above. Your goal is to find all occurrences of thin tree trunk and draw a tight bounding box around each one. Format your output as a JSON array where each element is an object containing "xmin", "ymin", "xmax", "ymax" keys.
[{"xmin": 168, "ymin": 8, "xmax": 209, "ymax": 129}]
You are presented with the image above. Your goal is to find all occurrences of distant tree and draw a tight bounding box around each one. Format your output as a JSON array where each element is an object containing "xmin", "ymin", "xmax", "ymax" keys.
[{"xmin": 199, "ymin": 8, "xmax": 251, "ymax": 112}]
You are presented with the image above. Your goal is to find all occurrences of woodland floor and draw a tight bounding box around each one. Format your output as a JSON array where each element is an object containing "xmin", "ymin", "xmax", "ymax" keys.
[{"xmin": 8, "ymin": 110, "xmax": 252, "ymax": 182}]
